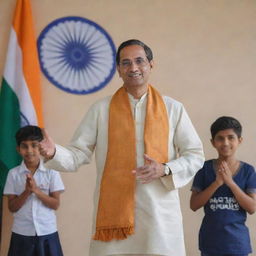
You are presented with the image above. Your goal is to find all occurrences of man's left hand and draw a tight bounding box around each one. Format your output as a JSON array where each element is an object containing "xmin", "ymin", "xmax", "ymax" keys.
[{"xmin": 132, "ymin": 154, "xmax": 165, "ymax": 184}]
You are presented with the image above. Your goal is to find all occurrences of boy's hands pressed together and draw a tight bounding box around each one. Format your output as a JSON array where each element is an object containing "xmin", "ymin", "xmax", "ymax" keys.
[
  {"xmin": 25, "ymin": 175, "xmax": 32, "ymax": 194},
  {"xmin": 217, "ymin": 160, "xmax": 256, "ymax": 214},
  {"xmin": 26, "ymin": 173, "xmax": 61, "ymax": 210},
  {"xmin": 215, "ymin": 165, "xmax": 224, "ymax": 187},
  {"xmin": 218, "ymin": 161, "xmax": 234, "ymax": 187},
  {"xmin": 26, "ymin": 173, "xmax": 39, "ymax": 194}
]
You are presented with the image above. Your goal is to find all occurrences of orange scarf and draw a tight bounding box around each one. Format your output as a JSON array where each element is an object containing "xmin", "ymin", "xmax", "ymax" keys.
[{"xmin": 93, "ymin": 85, "xmax": 169, "ymax": 242}]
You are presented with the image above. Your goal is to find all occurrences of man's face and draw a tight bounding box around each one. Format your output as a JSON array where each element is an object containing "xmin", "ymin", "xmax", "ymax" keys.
[{"xmin": 117, "ymin": 45, "xmax": 153, "ymax": 90}]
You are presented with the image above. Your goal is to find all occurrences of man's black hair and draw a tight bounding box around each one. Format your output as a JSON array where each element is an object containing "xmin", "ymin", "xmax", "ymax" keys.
[
  {"xmin": 210, "ymin": 116, "xmax": 242, "ymax": 139},
  {"xmin": 16, "ymin": 125, "xmax": 43, "ymax": 146},
  {"xmin": 116, "ymin": 39, "xmax": 153, "ymax": 65}
]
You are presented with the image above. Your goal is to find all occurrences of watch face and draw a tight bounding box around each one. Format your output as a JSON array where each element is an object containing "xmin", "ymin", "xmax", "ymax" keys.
[
  {"xmin": 37, "ymin": 16, "xmax": 116, "ymax": 95},
  {"xmin": 164, "ymin": 165, "xmax": 171, "ymax": 175},
  {"xmin": 164, "ymin": 165, "xmax": 169, "ymax": 175}
]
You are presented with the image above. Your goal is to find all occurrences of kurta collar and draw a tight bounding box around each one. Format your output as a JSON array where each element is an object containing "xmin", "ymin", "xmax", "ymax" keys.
[{"xmin": 128, "ymin": 91, "xmax": 148, "ymax": 104}]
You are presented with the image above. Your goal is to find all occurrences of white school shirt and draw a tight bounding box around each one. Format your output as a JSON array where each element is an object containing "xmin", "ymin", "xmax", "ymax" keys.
[
  {"xmin": 45, "ymin": 92, "xmax": 204, "ymax": 256},
  {"xmin": 4, "ymin": 160, "xmax": 65, "ymax": 236}
]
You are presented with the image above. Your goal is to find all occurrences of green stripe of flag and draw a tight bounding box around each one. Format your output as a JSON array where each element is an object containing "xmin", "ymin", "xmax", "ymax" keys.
[
  {"xmin": 0, "ymin": 78, "xmax": 22, "ymax": 194},
  {"xmin": 0, "ymin": 78, "xmax": 22, "ymax": 246}
]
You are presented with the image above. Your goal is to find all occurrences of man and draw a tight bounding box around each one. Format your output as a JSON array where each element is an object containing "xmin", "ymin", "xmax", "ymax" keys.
[{"xmin": 40, "ymin": 39, "xmax": 204, "ymax": 256}]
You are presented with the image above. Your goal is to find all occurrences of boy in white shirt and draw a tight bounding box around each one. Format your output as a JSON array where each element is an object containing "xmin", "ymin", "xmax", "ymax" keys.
[{"xmin": 4, "ymin": 125, "xmax": 65, "ymax": 256}]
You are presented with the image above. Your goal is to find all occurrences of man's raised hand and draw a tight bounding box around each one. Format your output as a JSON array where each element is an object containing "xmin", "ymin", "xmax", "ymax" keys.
[{"xmin": 39, "ymin": 129, "xmax": 56, "ymax": 160}]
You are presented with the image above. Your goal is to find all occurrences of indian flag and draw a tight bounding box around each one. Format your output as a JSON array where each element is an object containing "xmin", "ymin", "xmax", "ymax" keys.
[{"xmin": 0, "ymin": 0, "xmax": 43, "ymax": 211}]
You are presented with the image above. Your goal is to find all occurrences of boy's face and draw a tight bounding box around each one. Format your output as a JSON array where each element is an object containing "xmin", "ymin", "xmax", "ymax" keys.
[
  {"xmin": 211, "ymin": 129, "xmax": 242, "ymax": 158},
  {"xmin": 17, "ymin": 140, "xmax": 40, "ymax": 165}
]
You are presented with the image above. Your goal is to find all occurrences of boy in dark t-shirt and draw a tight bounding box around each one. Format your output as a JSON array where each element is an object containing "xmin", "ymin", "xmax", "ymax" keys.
[{"xmin": 190, "ymin": 116, "xmax": 256, "ymax": 256}]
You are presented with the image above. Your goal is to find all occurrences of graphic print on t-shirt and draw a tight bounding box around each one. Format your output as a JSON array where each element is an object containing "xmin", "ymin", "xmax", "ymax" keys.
[{"xmin": 209, "ymin": 196, "xmax": 239, "ymax": 211}]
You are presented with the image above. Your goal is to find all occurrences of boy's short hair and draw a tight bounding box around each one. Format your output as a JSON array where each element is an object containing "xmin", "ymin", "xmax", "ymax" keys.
[
  {"xmin": 210, "ymin": 116, "xmax": 242, "ymax": 139},
  {"xmin": 16, "ymin": 125, "xmax": 43, "ymax": 146}
]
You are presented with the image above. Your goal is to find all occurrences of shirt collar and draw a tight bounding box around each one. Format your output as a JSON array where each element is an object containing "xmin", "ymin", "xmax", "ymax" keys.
[{"xmin": 18, "ymin": 159, "xmax": 47, "ymax": 174}]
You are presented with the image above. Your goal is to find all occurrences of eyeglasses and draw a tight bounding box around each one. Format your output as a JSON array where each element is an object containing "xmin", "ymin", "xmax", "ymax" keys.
[{"xmin": 120, "ymin": 57, "xmax": 148, "ymax": 68}]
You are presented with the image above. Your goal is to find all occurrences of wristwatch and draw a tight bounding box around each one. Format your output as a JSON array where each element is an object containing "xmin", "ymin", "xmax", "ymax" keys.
[{"xmin": 162, "ymin": 163, "xmax": 172, "ymax": 176}]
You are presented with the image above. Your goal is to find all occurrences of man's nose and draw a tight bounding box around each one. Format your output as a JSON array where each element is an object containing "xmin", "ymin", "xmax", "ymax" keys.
[{"xmin": 129, "ymin": 61, "xmax": 139, "ymax": 71}]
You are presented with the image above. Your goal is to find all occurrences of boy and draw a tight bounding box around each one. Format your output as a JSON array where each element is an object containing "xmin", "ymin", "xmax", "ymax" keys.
[
  {"xmin": 190, "ymin": 116, "xmax": 256, "ymax": 256},
  {"xmin": 3, "ymin": 125, "xmax": 65, "ymax": 256}
]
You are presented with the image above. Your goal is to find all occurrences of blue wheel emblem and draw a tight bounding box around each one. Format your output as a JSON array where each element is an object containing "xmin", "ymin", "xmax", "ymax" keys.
[{"xmin": 37, "ymin": 16, "xmax": 116, "ymax": 94}]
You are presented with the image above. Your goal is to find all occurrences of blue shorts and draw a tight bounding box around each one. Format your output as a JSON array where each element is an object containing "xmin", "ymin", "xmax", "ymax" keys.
[{"xmin": 8, "ymin": 231, "xmax": 63, "ymax": 256}]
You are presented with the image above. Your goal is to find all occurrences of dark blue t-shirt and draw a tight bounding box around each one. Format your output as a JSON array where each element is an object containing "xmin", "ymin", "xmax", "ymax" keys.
[{"xmin": 192, "ymin": 160, "xmax": 256, "ymax": 255}]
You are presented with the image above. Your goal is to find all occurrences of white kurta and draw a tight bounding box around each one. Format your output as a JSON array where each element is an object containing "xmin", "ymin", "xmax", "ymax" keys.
[{"xmin": 45, "ymin": 93, "xmax": 204, "ymax": 256}]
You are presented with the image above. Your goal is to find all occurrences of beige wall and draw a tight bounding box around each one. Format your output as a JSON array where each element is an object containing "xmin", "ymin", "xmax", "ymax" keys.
[{"xmin": 1, "ymin": 0, "xmax": 256, "ymax": 255}]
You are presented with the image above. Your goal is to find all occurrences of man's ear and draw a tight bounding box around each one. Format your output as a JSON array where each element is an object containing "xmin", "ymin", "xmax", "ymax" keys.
[
  {"xmin": 210, "ymin": 138, "xmax": 215, "ymax": 148},
  {"xmin": 239, "ymin": 136, "xmax": 243, "ymax": 144},
  {"xmin": 149, "ymin": 60, "xmax": 154, "ymax": 69},
  {"xmin": 16, "ymin": 146, "xmax": 20, "ymax": 154},
  {"xmin": 117, "ymin": 65, "xmax": 121, "ymax": 77}
]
